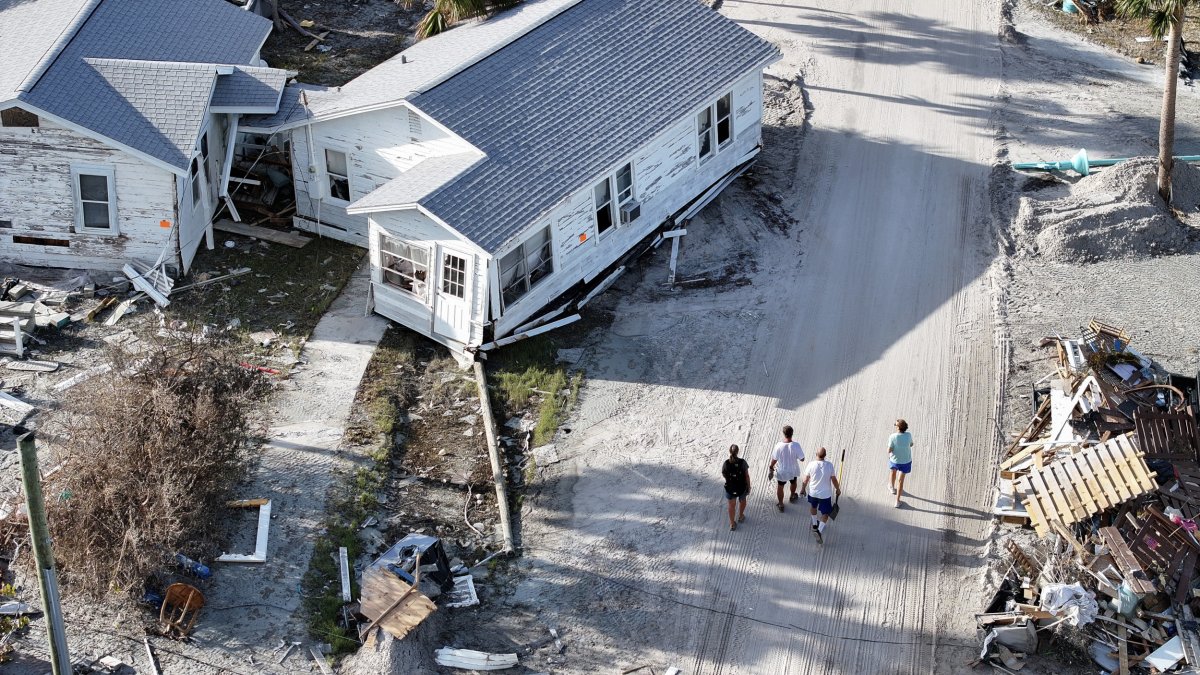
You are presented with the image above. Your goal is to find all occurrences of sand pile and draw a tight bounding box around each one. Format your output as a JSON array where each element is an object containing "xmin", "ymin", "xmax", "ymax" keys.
[{"xmin": 1014, "ymin": 157, "xmax": 1200, "ymax": 262}]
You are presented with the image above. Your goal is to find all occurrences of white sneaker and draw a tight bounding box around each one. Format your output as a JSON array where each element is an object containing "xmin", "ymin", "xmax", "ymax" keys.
[{"xmin": 889, "ymin": 486, "xmax": 897, "ymax": 495}]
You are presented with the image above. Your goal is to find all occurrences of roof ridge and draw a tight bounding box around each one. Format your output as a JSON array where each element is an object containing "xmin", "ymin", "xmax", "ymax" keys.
[
  {"xmin": 17, "ymin": 0, "xmax": 102, "ymax": 94},
  {"xmin": 410, "ymin": 0, "xmax": 584, "ymax": 97}
]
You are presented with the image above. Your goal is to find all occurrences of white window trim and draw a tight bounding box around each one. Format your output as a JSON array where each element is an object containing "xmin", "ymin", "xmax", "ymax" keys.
[
  {"xmin": 320, "ymin": 145, "xmax": 352, "ymax": 206},
  {"xmin": 696, "ymin": 91, "xmax": 734, "ymax": 164},
  {"xmin": 377, "ymin": 232, "xmax": 432, "ymax": 304},
  {"xmin": 499, "ymin": 227, "xmax": 554, "ymax": 310},
  {"xmin": 592, "ymin": 161, "xmax": 637, "ymax": 238},
  {"xmin": 70, "ymin": 165, "xmax": 118, "ymax": 235},
  {"xmin": 440, "ymin": 250, "xmax": 468, "ymax": 300}
]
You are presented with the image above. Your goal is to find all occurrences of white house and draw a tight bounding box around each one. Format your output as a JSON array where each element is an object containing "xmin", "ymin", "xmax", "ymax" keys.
[
  {"xmin": 244, "ymin": 0, "xmax": 781, "ymax": 359},
  {"xmin": 0, "ymin": 0, "xmax": 289, "ymax": 275}
]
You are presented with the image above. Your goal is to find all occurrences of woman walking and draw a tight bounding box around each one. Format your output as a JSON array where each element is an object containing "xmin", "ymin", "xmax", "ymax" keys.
[
  {"xmin": 722, "ymin": 444, "xmax": 751, "ymax": 530},
  {"xmin": 887, "ymin": 419, "xmax": 914, "ymax": 508}
]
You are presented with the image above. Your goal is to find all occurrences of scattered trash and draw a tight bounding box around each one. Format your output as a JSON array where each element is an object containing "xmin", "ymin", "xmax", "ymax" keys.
[
  {"xmin": 159, "ymin": 583, "xmax": 205, "ymax": 637},
  {"xmin": 434, "ymin": 647, "xmax": 519, "ymax": 670},
  {"xmin": 984, "ymin": 318, "xmax": 1200, "ymax": 671},
  {"xmin": 215, "ymin": 499, "xmax": 272, "ymax": 563}
]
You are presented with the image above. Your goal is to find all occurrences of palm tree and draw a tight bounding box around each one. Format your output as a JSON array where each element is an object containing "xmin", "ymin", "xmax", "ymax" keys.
[
  {"xmin": 404, "ymin": 0, "xmax": 523, "ymax": 39},
  {"xmin": 1116, "ymin": 0, "xmax": 1191, "ymax": 203}
]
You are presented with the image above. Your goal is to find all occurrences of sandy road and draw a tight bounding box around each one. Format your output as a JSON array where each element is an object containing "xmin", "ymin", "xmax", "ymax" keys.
[{"xmin": 516, "ymin": 2, "xmax": 1003, "ymax": 673}]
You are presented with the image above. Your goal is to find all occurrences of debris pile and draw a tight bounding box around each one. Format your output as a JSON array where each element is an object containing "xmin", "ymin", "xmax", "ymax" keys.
[
  {"xmin": 1014, "ymin": 158, "xmax": 1200, "ymax": 262},
  {"xmin": 986, "ymin": 319, "xmax": 1200, "ymax": 672}
]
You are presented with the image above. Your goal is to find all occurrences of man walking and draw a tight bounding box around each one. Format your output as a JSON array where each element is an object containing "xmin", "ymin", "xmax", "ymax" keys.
[
  {"xmin": 801, "ymin": 447, "xmax": 841, "ymax": 544},
  {"xmin": 888, "ymin": 419, "xmax": 914, "ymax": 508},
  {"xmin": 768, "ymin": 425, "xmax": 805, "ymax": 512},
  {"xmin": 722, "ymin": 444, "xmax": 751, "ymax": 531}
]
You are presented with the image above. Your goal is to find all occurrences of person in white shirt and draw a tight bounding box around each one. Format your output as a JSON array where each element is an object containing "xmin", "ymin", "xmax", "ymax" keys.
[
  {"xmin": 800, "ymin": 447, "xmax": 841, "ymax": 544},
  {"xmin": 767, "ymin": 425, "xmax": 805, "ymax": 512}
]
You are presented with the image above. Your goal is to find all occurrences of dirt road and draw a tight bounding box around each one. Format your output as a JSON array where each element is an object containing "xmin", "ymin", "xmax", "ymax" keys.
[{"xmin": 513, "ymin": 2, "xmax": 1003, "ymax": 673}]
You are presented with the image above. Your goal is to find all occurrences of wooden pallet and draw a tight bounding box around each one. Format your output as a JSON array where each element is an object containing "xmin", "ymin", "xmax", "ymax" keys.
[
  {"xmin": 1121, "ymin": 505, "xmax": 1200, "ymax": 601},
  {"xmin": 1135, "ymin": 407, "xmax": 1200, "ymax": 463},
  {"xmin": 1017, "ymin": 433, "xmax": 1158, "ymax": 537}
]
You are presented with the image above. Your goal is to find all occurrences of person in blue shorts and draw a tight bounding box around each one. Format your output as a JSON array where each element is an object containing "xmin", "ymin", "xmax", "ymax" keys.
[
  {"xmin": 800, "ymin": 447, "xmax": 840, "ymax": 544},
  {"xmin": 721, "ymin": 444, "xmax": 751, "ymax": 531},
  {"xmin": 888, "ymin": 419, "xmax": 914, "ymax": 508}
]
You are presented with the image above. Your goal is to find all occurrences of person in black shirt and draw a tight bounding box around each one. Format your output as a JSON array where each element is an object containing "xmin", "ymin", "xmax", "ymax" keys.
[{"xmin": 722, "ymin": 444, "xmax": 751, "ymax": 531}]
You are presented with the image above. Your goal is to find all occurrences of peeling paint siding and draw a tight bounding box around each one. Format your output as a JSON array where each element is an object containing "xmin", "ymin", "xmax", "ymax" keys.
[
  {"xmin": 0, "ymin": 118, "xmax": 180, "ymax": 271},
  {"xmin": 292, "ymin": 105, "xmax": 474, "ymax": 247},
  {"xmin": 492, "ymin": 69, "xmax": 766, "ymax": 335},
  {"xmin": 368, "ymin": 209, "xmax": 490, "ymax": 347}
]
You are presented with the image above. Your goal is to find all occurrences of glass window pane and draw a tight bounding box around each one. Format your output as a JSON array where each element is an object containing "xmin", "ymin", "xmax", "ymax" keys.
[
  {"xmin": 717, "ymin": 117, "xmax": 732, "ymax": 146},
  {"xmin": 329, "ymin": 176, "xmax": 350, "ymax": 201},
  {"xmin": 616, "ymin": 164, "xmax": 632, "ymax": 203},
  {"xmin": 696, "ymin": 108, "xmax": 712, "ymax": 132},
  {"xmin": 82, "ymin": 202, "xmax": 109, "ymax": 229},
  {"xmin": 325, "ymin": 149, "xmax": 348, "ymax": 176},
  {"xmin": 717, "ymin": 93, "xmax": 731, "ymax": 119},
  {"xmin": 79, "ymin": 174, "xmax": 108, "ymax": 202},
  {"xmin": 593, "ymin": 179, "xmax": 610, "ymax": 206}
]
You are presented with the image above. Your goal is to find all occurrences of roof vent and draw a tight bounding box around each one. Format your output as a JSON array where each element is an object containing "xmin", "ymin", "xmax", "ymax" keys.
[{"xmin": 401, "ymin": 55, "xmax": 408, "ymax": 64}]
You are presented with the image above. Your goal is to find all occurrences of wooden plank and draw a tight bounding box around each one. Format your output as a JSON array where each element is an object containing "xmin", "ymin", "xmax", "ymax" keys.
[
  {"xmin": 1096, "ymin": 442, "xmax": 1136, "ymax": 502},
  {"xmin": 1018, "ymin": 477, "xmax": 1052, "ymax": 537},
  {"xmin": 1080, "ymin": 448, "xmax": 1123, "ymax": 505},
  {"xmin": 310, "ymin": 647, "xmax": 334, "ymax": 675},
  {"xmin": 0, "ymin": 302, "xmax": 36, "ymax": 318},
  {"xmin": 5, "ymin": 360, "xmax": 58, "ymax": 373},
  {"xmin": 1101, "ymin": 526, "xmax": 1156, "ymax": 595},
  {"xmin": 1119, "ymin": 625, "xmax": 1130, "ymax": 675},
  {"xmin": 1049, "ymin": 462, "xmax": 1086, "ymax": 522},
  {"xmin": 1029, "ymin": 468, "xmax": 1069, "ymax": 526},
  {"xmin": 0, "ymin": 390, "xmax": 35, "ymax": 415},
  {"xmin": 1175, "ymin": 549, "xmax": 1198, "ymax": 605},
  {"xmin": 1116, "ymin": 435, "xmax": 1158, "ymax": 491},
  {"xmin": 1060, "ymin": 457, "xmax": 1099, "ymax": 515},
  {"xmin": 214, "ymin": 219, "xmax": 312, "ymax": 248}
]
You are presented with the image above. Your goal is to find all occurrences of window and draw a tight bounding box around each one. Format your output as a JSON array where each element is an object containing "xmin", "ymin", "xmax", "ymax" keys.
[
  {"xmin": 324, "ymin": 148, "xmax": 350, "ymax": 202},
  {"xmin": 379, "ymin": 235, "xmax": 430, "ymax": 300},
  {"xmin": 199, "ymin": 133, "xmax": 209, "ymax": 161},
  {"xmin": 0, "ymin": 107, "xmax": 38, "ymax": 127},
  {"xmin": 499, "ymin": 227, "xmax": 553, "ymax": 309},
  {"xmin": 190, "ymin": 158, "xmax": 202, "ymax": 207},
  {"xmin": 716, "ymin": 93, "xmax": 732, "ymax": 147},
  {"xmin": 696, "ymin": 107, "xmax": 713, "ymax": 160},
  {"xmin": 71, "ymin": 166, "xmax": 116, "ymax": 233},
  {"xmin": 616, "ymin": 163, "xmax": 634, "ymax": 205},
  {"xmin": 441, "ymin": 253, "xmax": 467, "ymax": 299},
  {"xmin": 593, "ymin": 178, "xmax": 614, "ymax": 235},
  {"xmin": 696, "ymin": 91, "xmax": 734, "ymax": 161}
]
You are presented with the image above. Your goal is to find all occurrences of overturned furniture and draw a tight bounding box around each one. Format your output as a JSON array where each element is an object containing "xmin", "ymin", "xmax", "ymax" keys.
[{"xmin": 358, "ymin": 533, "xmax": 480, "ymax": 640}]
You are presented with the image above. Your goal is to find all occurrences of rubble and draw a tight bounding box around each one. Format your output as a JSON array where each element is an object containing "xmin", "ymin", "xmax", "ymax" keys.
[{"xmin": 986, "ymin": 318, "xmax": 1200, "ymax": 672}]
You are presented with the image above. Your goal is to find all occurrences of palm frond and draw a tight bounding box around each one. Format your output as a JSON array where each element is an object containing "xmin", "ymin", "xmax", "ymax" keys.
[{"xmin": 1115, "ymin": 0, "xmax": 1189, "ymax": 38}]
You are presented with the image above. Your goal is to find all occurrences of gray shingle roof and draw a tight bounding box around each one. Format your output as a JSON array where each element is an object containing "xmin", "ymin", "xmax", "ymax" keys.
[
  {"xmin": 347, "ymin": 152, "xmax": 484, "ymax": 214},
  {"xmin": 0, "ymin": 0, "xmax": 93, "ymax": 101},
  {"xmin": 239, "ymin": 83, "xmax": 335, "ymax": 132},
  {"xmin": 302, "ymin": 0, "xmax": 581, "ymax": 121},
  {"xmin": 212, "ymin": 66, "xmax": 290, "ymax": 112},
  {"xmin": 412, "ymin": 0, "xmax": 781, "ymax": 253},
  {"xmin": 18, "ymin": 0, "xmax": 274, "ymax": 171}
]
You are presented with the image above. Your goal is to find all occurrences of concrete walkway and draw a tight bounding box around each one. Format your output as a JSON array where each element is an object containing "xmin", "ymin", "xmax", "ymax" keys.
[{"xmin": 188, "ymin": 258, "xmax": 387, "ymax": 670}]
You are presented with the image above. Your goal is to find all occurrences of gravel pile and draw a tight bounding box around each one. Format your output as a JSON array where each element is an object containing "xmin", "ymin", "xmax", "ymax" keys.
[{"xmin": 1014, "ymin": 157, "xmax": 1200, "ymax": 262}]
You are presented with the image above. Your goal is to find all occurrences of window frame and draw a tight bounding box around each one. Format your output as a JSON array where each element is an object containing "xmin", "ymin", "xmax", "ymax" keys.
[
  {"xmin": 190, "ymin": 158, "xmax": 203, "ymax": 208},
  {"xmin": 70, "ymin": 165, "xmax": 118, "ymax": 235},
  {"xmin": 322, "ymin": 146, "xmax": 352, "ymax": 205},
  {"xmin": 440, "ymin": 251, "xmax": 468, "ymax": 300},
  {"xmin": 377, "ymin": 233, "xmax": 431, "ymax": 302},
  {"xmin": 696, "ymin": 90, "xmax": 734, "ymax": 162},
  {"xmin": 593, "ymin": 177, "xmax": 615, "ymax": 237},
  {"xmin": 499, "ymin": 226, "xmax": 554, "ymax": 310}
]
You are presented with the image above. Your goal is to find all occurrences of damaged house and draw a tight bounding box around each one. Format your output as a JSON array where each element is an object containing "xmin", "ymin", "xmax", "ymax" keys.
[
  {"xmin": 242, "ymin": 0, "xmax": 781, "ymax": 357},
  {"xmin": 0, "ymin": 0, "xmax": 288, "ymax": 276}
]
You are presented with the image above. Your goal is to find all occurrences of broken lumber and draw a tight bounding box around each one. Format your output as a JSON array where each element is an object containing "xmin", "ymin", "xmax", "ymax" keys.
[
  {"xmin": 215, "ymin": 499, "xmax": 271, "ymax": 563},
  {"xmin": 0, "ymin": 391, "xmax": 35, "ymax": 416},
  {"xmin": 5, "ymin": 360, "xmax": 59, "ymax": 373},
  {"xmin": 214, "ymin": 220, "xmax": 311, "ymax": 248},
  {"xmin": 434, "ymin": 648, "xmax": 519, "ymax": 671}
]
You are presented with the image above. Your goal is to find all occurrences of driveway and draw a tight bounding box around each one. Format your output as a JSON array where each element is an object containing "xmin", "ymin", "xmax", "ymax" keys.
[{"xmin": 514, "ymin": 1, "xmax": 1002, "ymax": 673}]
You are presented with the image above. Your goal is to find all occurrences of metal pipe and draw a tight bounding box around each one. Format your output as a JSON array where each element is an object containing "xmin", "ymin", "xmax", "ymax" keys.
[{"xmin": 1014, "ymin": 148, "xmax": 1200, "ymax": 176}]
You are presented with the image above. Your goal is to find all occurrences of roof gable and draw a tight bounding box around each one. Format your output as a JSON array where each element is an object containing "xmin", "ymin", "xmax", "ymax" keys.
[
  {"xmin": 412, "ymin": 0, "xmax": 780, "ymax": 253},
  {"xmin": 17, "ymin": 0, "xmax": 275, "ymax": 171},
  {"xmin": 0, "ymin": 0, "xmax": 94, "ymax": 101}
]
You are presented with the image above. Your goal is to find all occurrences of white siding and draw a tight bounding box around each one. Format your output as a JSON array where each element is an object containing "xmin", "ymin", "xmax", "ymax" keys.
[
  {"xmin": 369, "ymin": 208, "xmax": 489, "ymax": 351},
  {"xmin": 292, "ymin": 105, "xmax": 475, "ymax": 247},
  {"xmin": 0, "ymin": 118, "xmax": 181, "ymax": 271},
  {"xmin": 492, "ymin": 68, "xmax": 766, "ymax": 334}
]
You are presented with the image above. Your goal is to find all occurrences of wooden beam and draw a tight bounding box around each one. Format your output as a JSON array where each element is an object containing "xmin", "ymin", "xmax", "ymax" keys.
[
  {"xmin": 477, "ymin": 314, "xmax": 581, "ymax": 352},
  {"xmin": 214, "ymin": 220, "xmax": 311, "ymax": 248}
]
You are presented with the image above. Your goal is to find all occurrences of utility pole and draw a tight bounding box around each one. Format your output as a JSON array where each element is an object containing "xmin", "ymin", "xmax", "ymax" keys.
[{"xmin": 17, "ymin": 432, "xmax": 70, "ymax": 674}]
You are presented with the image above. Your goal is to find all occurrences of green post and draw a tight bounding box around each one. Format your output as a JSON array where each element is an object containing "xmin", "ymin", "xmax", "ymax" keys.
[{"xmin": 17, "ymin": 432, "xmax": 70, "ymax": 674}]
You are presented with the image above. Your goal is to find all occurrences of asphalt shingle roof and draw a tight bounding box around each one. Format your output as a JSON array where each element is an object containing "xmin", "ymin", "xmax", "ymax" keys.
[
  {"xmin": 412, "ymin": 0, "xmax": 780, "ymax": 254},
  {"xmin": 18, "ymin": 0, "xmax": 274, "ymax": 171},
  {"xmin": 0, "ymin": 0, "xmax": 93, "ymax": 101},
  {"xmin": 212, "ymin": 66, "xmax": 289, "ymax": 112},
  {"xmin": 347, "ymin": 152, "xmax": 484, "ymax": 214}
]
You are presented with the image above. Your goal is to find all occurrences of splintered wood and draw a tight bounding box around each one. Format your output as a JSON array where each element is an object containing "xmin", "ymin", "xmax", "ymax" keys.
[{"xmin": 1017, "ymin": 434, "xmax": 1157, "ymax": 537}]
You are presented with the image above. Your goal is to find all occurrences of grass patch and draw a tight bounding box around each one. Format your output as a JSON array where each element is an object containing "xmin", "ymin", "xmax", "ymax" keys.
[
  {"xmin": 302, "ymin": 327, "xmax": 418, "ymax": 653},
  {"xmin": 166, "ymin": 237, "xmax": 363, "ymax": 355},
  {"xmin": 490, "ymin": 336, "xmax": 584, "ymax": 446}
]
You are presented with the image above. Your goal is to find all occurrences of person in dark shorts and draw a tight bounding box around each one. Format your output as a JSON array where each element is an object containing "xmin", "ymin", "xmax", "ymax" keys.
[
  {"xmin": 722, "ymin": 444, "xmax": 751, "ymax": 531},
  {"xmin": 887, "ymin": 419, "xmax": 914, "ymax": 508},
  {"xmin": 800, "ymin": 447, "xmax": 841, "ymax": 544}
]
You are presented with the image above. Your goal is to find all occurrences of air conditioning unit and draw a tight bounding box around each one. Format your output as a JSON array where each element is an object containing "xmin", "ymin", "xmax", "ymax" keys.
[{"xmin": 619, "ymin": 201, "xmax": 641, "ymax": 224}]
